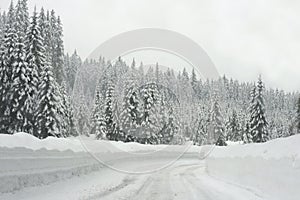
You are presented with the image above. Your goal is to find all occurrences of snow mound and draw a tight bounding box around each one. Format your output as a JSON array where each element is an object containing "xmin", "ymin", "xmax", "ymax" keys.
[
  {"xmin": 211, "ymin": 134, "xmax": 300, "ymax": 159},
  {"xmin": 206, "ymin": 134, "xmax": 300, "ymax": 200},
  {"xmin": 0, "ymin": 133, "xmax": 200, "ymax": 154}
]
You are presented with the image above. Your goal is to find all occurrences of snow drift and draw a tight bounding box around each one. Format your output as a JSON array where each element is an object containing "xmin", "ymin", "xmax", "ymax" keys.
[
  {"xmin": 206, "ymin": 134, "xmax": 300, "ymax": 200},
  {"xmin": 0, "ymin": 133, "xmax": 201, "ymax": 193}
]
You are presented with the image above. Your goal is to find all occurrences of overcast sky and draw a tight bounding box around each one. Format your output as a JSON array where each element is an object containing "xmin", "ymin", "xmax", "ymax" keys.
[{"xmin": 1, "ymin": 0, "xmax": 300, "ymax": 92}]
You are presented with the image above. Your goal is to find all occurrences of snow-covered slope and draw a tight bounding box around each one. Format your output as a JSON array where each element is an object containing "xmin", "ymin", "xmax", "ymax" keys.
[
  {"xmin": 206, "ymin": 134, "xmax": 300, "ymax": 200},
  {"xmin": 0, "ymin": 133, "xmax": 201, "ymax": 194},
  {"xmin": 0, "ymin": 132, "xmax": 200, "ymax": 153}
]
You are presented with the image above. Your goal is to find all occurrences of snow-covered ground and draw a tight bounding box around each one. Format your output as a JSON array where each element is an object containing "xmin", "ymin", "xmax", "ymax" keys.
[
  {"xmin": 206, "ymin": 134, "xmax": 300, "ymax": 200},
  {"xmin": 0, "ymin": 133, "xmax": 299, "ymax": 200}
]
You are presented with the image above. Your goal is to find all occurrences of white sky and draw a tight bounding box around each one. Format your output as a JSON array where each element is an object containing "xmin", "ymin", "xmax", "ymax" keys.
[{"xmin": 1, "ymin": 0, "xmax": 300, "ymax": 92}]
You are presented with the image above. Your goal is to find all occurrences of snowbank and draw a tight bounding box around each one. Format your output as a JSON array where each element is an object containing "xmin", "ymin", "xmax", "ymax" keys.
[
  {"xmin": 0, "ymin": 133, "xmax": 201, "ymax": 193},
  {"xmin": 0, "ymin": 132, "xmax": 201, "ymax": 153},
  {"xmin": 206, "ymin": 134, "xmax": 300, "ymax": 200}
]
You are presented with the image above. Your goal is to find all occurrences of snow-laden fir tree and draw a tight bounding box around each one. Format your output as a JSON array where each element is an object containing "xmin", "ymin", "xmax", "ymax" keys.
[
  {"xmin": 120, "ymin": 83, "xmax": 141, "ymax": 136},
  {"xmin": 15, "ymin": 0, "xmax": 29, "ymax": 38},
  {"xmin": 57, "ymin": 82, "xmax": 77, "ymax": 137},
  {"xmin": 104, "ymin": 80, "xmax": 115, "ymax": 140},
  {"xmin": 0, "ymin": 2, "xmax": 18, "ymax": 134},
  {"xmin": 66, "ymin": 50, "xmax": 81, "ymax": 91},
  {"xmin": 25, "ymin": 7, "xmax": 45, "ymax": 95},
  {"xmin": 297, "ymin": 96, "xmax": 300, "ymax": 133},
  {"xmin": 225, "ymin": 110, "xmax": 241, "ymax": 141},
  {"xmin": 25, "ymin": 8, "xmax": 46, "ymax": 133},
  {"xmin": 191, "ymin": 68, "xmax": 198, "ymax": 94},
  {"xmin": 34, "ymin": 62, "xmax": 61, "ymax": 139},
  {"xmin": 140, "ymin": 83, "xmax": 161, "ymax": 144},
  {"xmin": 52, "ymin": 16, "xmax": 65, "ymax": 85},
  {"xmin": 76, "ymin": 92, "xmax": 90, "ymax": 136},
  {"xmin": 249, "ymin": 76, "xmax": 269, "ymax": 143},
  {"xmin": 9, "ymin": 32, "xmax": 31, "ymax": 133},
  {"xmin": 210, "ymin": 100, "xmax": 227, "ymax": 146},
  {"xmin": 92, "ymin": 86, "xmax": 106, "ymax": 139}
]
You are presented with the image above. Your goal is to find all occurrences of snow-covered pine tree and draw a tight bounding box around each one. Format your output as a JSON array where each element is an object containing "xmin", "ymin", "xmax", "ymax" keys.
[
  {"xmin": 91, "ymin": 85, "xmax": 106, "ymax": 139},
  {"xmin": 25, "ymin": 8, "xmax": 46, "ymax": 133},
  {"xmin": 210, "ymin": 100, "xmax": 227, "ymax": 146},
  {"xmin": 0, "ymin": 2, "xmax": 18, "ymax": 134},
  {"xmin": 43, "ymin": 10, "xmax": 52, "ymax": 60},
  {"xmin": 191, "ymin": 68, "xmax": 198, "ymax": 94},
  {"xmin": 25, "ymin": 7, "xmax": 45, "ymax": 94},
  {"xmin": 9, "ymin": 31, "xmax": 31, "ymax": 133},
  {"xmin": 57, "ymin": 82, "xmax": 77, "ymax": 137},
  {"xmin": 34, "ymin": 62, "xmax": 61, "ymax": 139},
  {"xmin": 120, "ymin": 83, "xmax": 141, "ymax": 137},
  {"xmin": 38, "ymin": 7, "xmax": 46, "ymax": 41},
  {"xmin": 249, "ymin": 76, "xmax": 269, "ymax": 143},
  {"xmin": 66, "ymin": 50, "xmax": 81, "ymax": 91},
  {"xmin": 225, "ymin": 110, "xmax": 241, "ymax": 141},
  {"xmin": 104, "ymin": 80, "xmax": 115, "ymax": 140},
  {"xmin": 140, "ymin": 83, "xmax": 161, "ymax": 143},
  {"xmin": 15, "ymin": 0, "xmax": 29, "ymax": 38},
  {"xmin": 52, "ymin": 16, "xmax": 65, "ymax": 85},
  {"xmin": 77, "ymin": 97, "xmax": 90, "ymax": 136},
  {"xmin": 131, "ymin": 58, "xmax": 136, "ymax": 70},
  {"xmin": 297, "ymin": 96, "xmax": 300, "ymax": 133}
]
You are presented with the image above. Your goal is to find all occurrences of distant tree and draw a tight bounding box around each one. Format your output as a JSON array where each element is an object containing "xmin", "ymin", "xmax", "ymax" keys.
[
  {"xmin": 249, "ymin": 76, "xmax": 269, "ymax": 143},
  {"xmin": 210, "ymin": 100, "xmax": 227, "ymax": 146},
  {"xmin": 52, "ymin": 15, "xmax": 65, "ymax": 84},
  {"xmin": 297, "ymin": 96, "xmax": 300, "ymax": 133},
  {"xmin": 104, "ymin": 81, "xmax": 115, "ymax": 140},
  {"xmin": 225, "ymin": 110, "xmax": 241, "ymax": 141},
  {"xmin": 120, "ymin": 84, "xmax": 141, "ymax": 136}
]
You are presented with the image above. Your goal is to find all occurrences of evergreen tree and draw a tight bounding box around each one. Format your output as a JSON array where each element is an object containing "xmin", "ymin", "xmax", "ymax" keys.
[
  {"xmin": 52, "ymin": 15, "xmax": 65, "ymax": 84},
  {"xmin": 34, "ymin": 63, "xmax": 61, "ymax": 139},
  {"xmin": 210, "ymin": 100, "xmax": 227, "ymax": 146},
  {"xmin": 25, "ymin": 8, "xmax": 46, "ymax": 133},
  {"xmin": 67, "ymin": 50, "xmax": 80, "ymax": 91},
  {"xmin": 92, "ymin": 86, "xmax": 106, "ymax": 139},
  {"xmin": 25, "ymin": 7, "xmax": 45, "ymax": 94},
  {"xmin": 15, "ymin": 0, "xmax": 29, "ymax": 37},
  {"xmin": 120, "ymin": 84, "xmax": 141, "ymax": 136},
  {"xmin": 9, "ymin": 32, "xmax": 31, "ymax": 133},
  {"xmin": 225, "ymin": 110, "xmax": 241, "ymax": 141},
  {"xmin": 297, "ymin": 96, "xmax": 300, "ymax": 133},
  {"xmin": 0, "ymin": 2, "xmax": 18, "ymax": 134},
  {"xmin": 191, "ymin": 68, "xmax": 198, "ymax": 93},
  {"xmin": 104, "ymin": 81, "xmax": 115, "ymax": 140},
  {"xmin": 77, "ymin": 97, "xmax": 90, "ymax": 136},
  {"xmin": 249, "ymin": 76, "xmax": 269, "ymax": 143}
]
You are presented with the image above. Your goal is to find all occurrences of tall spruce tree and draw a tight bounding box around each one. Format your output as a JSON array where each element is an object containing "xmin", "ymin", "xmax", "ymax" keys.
[
  {"xmin": 15, "ymin": 0, "xmax": 29, "ymax": 38},
  {"xmin": 210, "ymin": 100, "xmax": 227, "ymax": 146},
  {"xmin": 52, "ymin": 16, "xmax": 65, "ymax": 84},
  {"xmin": 34, "ymin": 62, "xmax": 61, "ymax": 139},
  {"xmin": 225, "ymin": 110, "xmax": 240, "ymax": 141},
  {"xmin": 120, "ymin": 84, "xmax": 141, "ymax": 136},
  {"xmin": 297, "ymin": 96, "xmax": 300, "ymax": 133},
  {"xmin": 104, "ymin": 81, "xmax": 115, "ymax": 140},
  {"xmin": 0, "ymin": 2, "xmax": 18, "ymax": 134},
  {"xmin": 249, "ymin": 76, "xmax": 269, "ymax": 143},
  {"xmin": 25, "ymin": 8, "xmax": 46, "ymax": 133},
  {"xmin": 9, "ymin": 32, "xmax": 31, "ymax": 133}
]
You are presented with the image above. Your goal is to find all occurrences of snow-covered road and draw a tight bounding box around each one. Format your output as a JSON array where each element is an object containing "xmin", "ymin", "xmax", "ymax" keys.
[{"xmin": 0, "ymin": 156, "xmax": 264, "ymax": 200}]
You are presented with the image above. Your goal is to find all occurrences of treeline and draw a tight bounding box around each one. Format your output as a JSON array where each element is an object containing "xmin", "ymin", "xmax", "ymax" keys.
[
  {"xmin": 74, "ymin": 57, "xmax": 300, "ymax": 145},
  {"xmin": 0, "ymin": 0, "xmax": 77, "ymax": 138}
]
